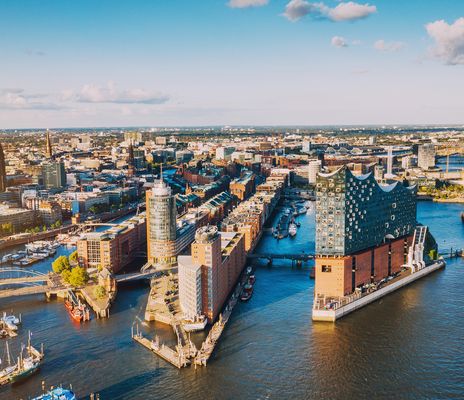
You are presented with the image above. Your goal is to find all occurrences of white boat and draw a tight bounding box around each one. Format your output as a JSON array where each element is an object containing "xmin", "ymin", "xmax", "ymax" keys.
[
  {"xmin": 246, "ymin": 266, "xmax": 253, "ymax": 275},
  {"xmin": 1, "ymin": 254, "xmax": 13, "ymax": 263},
  {"xmin": 3, "ymin": 314, "xmax": 20, "ymax": 326},
  {"xmin": 289, "ymin": 223, "xmax": 297, "ymax": 237}
]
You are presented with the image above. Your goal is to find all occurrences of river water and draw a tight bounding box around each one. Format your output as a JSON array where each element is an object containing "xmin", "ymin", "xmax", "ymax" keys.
[{"xmin": 1, "ymin": 201, "xmax": 463, "ymax": 400}]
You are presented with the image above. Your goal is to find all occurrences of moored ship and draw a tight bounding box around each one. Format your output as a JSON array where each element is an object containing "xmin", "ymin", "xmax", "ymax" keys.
[{"xmin": 32, "ymin": 386, "xmax": 77, "ymax": 400}]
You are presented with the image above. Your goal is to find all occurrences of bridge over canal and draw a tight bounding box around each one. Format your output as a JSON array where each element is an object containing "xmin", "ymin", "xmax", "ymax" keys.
[{"xmin": 0, "ymin": 268, "xmax": 64, "ymax": 299}]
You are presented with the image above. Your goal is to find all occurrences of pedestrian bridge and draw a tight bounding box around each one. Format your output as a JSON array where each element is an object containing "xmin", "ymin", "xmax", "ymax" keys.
[
  {"xmin": 247, "ymin": 253, "xmax": 315, "ymax": 262},
  {"xmin": 0, "ymin": 268, "xmax": 63, "ymax": 299},
  {"xmin": 114, "ymin": 271, "xmax": 157, "ymax": 283}
]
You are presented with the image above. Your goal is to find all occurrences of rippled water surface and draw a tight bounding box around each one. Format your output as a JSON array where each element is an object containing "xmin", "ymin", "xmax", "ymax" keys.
[{"xmin": 1, "ymin": 201, "xmax": 463, "ymax": 400}]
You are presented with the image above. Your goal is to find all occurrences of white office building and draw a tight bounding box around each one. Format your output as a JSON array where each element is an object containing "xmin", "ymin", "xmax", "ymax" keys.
[
  {"xmin": 308, "ymin": 160, "xmax": 322, "ymax": 184},
  {"xmin": 418, "ymin": 144, "xmax": 436, "ymax": 170}
]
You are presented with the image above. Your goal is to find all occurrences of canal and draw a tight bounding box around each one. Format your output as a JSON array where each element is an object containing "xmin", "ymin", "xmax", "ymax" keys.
[{"xmin": 1, "ymin": 201, "xmax": 463, "ymax": 399}]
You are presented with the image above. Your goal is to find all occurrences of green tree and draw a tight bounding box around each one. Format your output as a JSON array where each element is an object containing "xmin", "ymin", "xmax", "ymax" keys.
[
  {"xmin": 69, "ymin": 251, "xmax": 79, "ymax": 264},
  {"xmin": 94, "ymin": 285, "xmax": 106, "ymax": 299},
  {"xmin": 67, "ymin": 266, "xmax": 89, "ymax": 287},
  {"xmin": 61, "ymin": 269, "xmax": 71, "ymax": 284},
  {"xmin": 52, "ymin": 255, "xmax": 71, "ymax": 274}
]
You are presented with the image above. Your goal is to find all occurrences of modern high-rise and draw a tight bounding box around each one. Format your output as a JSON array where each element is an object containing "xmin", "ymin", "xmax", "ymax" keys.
[
  {"xmin": 146, "ymin": 179, "xmax": 177, "ymax": 267},
  {"xmin": 0, "ymin": 142, "xmax": 6, "ymax": 192},
  {"xmin": 308, "ymin": 160, "xmax": 322, "ymax": 184},
  {"xmin": 418, "ymin": 143, "xmax": 436, "ymax": 170},
  {"xmin": 42, "ymin": 162, "xmax": 66, "ymax": 189},
  {"xmin": 314, "ymin": 166, "xmax": 417, "ymax": 298},
  {"xmin": 178, "ymin": 226, "xmax": 245, "ymax": 323}
]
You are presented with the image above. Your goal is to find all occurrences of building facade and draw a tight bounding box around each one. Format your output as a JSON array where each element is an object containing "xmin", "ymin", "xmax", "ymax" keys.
[
  {"xmin": 308, "ymin": 160, "xmax": 322, "ymax": 185},
  {"xmin": 314, "ymin": 166, "xmax": 417, "ymax": 298},
  {"xmin": 178, "ymin": 226, "xmax": 246, "ymax": 323},
  {"xmin": 42, "ymin": 162, "xmax": 66, "ymax": 189},
  {"xmin": 146, "ymin": 180, "xmax": 178, "ymax": 267},
  {"xmin": 77, "ymin": 213, "xmax": 146, "ymax": 273},
  {"xmin": 418, "ymin": 143, "xmax": 436, "ymax": 170},
  {"xmin": 229, "ymin": 171, "xmax": 255, "ymax": 201}
]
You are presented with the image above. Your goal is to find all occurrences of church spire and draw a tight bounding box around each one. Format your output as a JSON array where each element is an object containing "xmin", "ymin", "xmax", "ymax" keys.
[
  {"xmin": 0, "ymin": 142, "xmax": 7, "ymax": 193},
  {"xmin": 45, "ymin": 129, "xmax": 53, "ymax": 158}
]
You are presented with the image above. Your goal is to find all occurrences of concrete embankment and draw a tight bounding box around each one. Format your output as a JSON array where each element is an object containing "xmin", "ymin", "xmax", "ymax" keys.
[
  {"xmin": 312, "ymin": 260, "xmax": 446, "ymax": 322},
  {"xmin": 0, "ymin": 225, "xmax": 76, "ymax": 251}
]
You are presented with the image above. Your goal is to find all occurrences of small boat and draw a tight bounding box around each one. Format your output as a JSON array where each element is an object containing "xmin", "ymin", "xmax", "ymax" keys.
[
  {"xmin": 10, "ymin": 356, "xmax": 40, "ymax": 383},
  {"xmin": 64, "ymin": 300, "xmax": 74, "ymax": 312},
  {"xmin": 32, "ymin": 386, "xmax": 77, "ymax": 400},
  {"xmin": 246, "ymin": 266, "xmax": 252, "ymax": 275},
  {"xmin": 68, "ymin": 307, "xmax": 83, "ymax": 323},
  {"xmin": 248, "ymin": 275, "xmax": 256, "ymax": 285},
  {"xmin": 1, "ymin": 254, "xmax": 13, "ymax": 264},
  {"xmin": 240, "ymin": 283, "xmax": 254, "ymax": 302},
  {"xmin": 2, "ymin": 313, "xmax": 21, "ymax": 326},
  {"xmin": 289, "ymin": 223, "xmax": 297, "ymax": 237},
  {"xmin": 64, "ymin": 298, "xmax": 90, "ymax": 323},
  {"xmin": 0, "ymin": 342, "xmax": 16, "ymax": 382},
  {"xmin": 3, "ymin": 320, "xmax": 18, "ymax": 332}
]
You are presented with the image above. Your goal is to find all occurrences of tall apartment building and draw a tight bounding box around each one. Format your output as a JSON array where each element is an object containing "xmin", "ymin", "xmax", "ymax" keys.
[
  {"xmin": 308, "ymin": 160, "xmax": 322, "ymax": 184},
  {"xmin": 314, "ymin": 166, "xmax": 417, "ymax": 298},
  {"xmin": 178, "ymin": 226, "xmax": 246, "ymax": 323},
  {"xmin": 146, "ymin": 179, "xmax": 177, "ymax": 267},
  {"xmin": 418, "ymin": 143, "xmax": 436, "ymax": 170},
  {"xmin": 42, "ymin": 162, "xmax": 66, "ymax": 189},
  {"xmin": 215, "ymin": 146, "xmax": 235, "ymax": 161},
  {"xmin": 77, "ymin": 213, "xmax": 146, "ymax": 273}
]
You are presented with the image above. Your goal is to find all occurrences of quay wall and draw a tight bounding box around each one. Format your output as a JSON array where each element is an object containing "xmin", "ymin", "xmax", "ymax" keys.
[{"xmin": 312, "ymin": 260, "xmax": 446, "ymax": 322}]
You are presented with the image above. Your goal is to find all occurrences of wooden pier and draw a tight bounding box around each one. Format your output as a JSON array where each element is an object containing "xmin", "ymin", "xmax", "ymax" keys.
[
  {"xmin": 131, "ymin": 327, "xmax": 190, "ymax": 369},
  {"xmin": 193, "ymin": 280, "xmax": 242, "ymax": 366}
]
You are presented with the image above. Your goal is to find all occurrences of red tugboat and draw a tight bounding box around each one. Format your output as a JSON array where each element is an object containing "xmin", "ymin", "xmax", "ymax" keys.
[{"xmin": 64, "ymin": 295, "xmax": 90, "ymax": 323}]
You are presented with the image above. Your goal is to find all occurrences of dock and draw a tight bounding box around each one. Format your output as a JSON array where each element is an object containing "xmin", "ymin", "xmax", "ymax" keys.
[
  {"xmin": 132, "ymin": 327, "xmax": 190, "ymax": 369},
  {"xmin": 79, "ymin": 285, "xmax": 111, "ymax": 318},
  {"xmin": 193, "ymin": 279, "xmax": 242, "ymax": 366}
]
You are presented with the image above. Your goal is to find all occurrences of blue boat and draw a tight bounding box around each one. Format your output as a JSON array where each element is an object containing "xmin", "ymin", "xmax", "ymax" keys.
[{"xmin": 32, "ymin": 386, "xmax": 76, "ymax": 400}]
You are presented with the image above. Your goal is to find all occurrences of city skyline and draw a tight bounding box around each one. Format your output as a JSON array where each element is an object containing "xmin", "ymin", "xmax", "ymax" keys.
[{"xmin": 1, "ymin": 0, "xmax": 464, "ymax": 129}]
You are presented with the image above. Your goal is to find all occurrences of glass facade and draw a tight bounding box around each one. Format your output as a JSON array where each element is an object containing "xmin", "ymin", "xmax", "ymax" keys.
[{"xmin": 316, "ymin": 167, "xmax": 416, "ymax": 256}]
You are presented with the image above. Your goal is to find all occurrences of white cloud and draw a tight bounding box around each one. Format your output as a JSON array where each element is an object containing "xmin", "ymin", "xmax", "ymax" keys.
[
  {"xmin": 331, "ymin": 36, "xmax": 348, "ymax": 48},
  {"xmin": 328, "ymin": 2, "xmax": 376, "ymax": 22},
  {"xmin": 74, "ymin": 82, "xmax": 169, "ymax": 104},
  {"xmin": 228, "ymin": 0, "xmax": 268, "ymax": 8},
  {"xmin": 0, "ymin": 89, "xmax": 64, "ymax": 110},
  {"xmin": 283, "ymin": 0, "xmax": 376, "ymax": 22},
  {"xmin": 374, "ymin": 39, "xmax": 406, "ymax": 52},
  {"xmin": 282, "ymin": 0, "xmax": 315, "ymax": 21},
  {"xmin": 426, "ymin": 18, "xmax": 464, "ymax": 65}
]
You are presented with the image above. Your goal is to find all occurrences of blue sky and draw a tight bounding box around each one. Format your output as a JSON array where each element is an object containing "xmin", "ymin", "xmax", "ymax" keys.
[{"xmin": 0, "ymin": 0, "xmax": 464, "ymax": 128}]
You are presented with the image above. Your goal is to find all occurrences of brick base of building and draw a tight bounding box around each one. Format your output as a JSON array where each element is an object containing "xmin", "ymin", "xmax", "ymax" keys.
[{"xmin": 315, "ymin": 235, "xmax": 413, "ymax": 298}]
